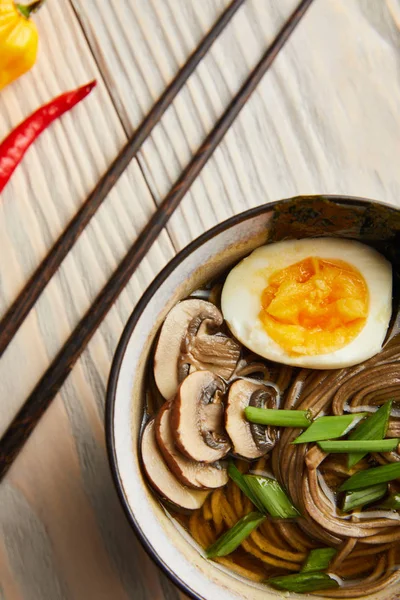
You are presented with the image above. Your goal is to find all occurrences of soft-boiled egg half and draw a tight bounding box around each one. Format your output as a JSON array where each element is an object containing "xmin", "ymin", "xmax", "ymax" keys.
[{"xmin": 221, "ymin": 238, "xmax": 393, "ymax": 369}]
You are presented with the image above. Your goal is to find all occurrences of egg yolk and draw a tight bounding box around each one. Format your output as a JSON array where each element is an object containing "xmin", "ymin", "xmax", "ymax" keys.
[{"xmin": 260, "ymin": 257, "xmax": 369, "ymax": 356}]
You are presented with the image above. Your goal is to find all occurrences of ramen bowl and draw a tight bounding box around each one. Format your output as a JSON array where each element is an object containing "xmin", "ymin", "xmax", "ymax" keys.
[{"xmin": 106, "ymin": 195, "xmax": 400, "ymax": 600}]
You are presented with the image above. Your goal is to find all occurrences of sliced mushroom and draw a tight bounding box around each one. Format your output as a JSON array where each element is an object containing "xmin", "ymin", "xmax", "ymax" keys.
[
  {"xmin": 154, "ymin": 299, "xmax": 240, "ymax": 400},
  {"xmin": 155, "ymin": 402, "xmax": 228, "ymax": 489},
  {"xmin": 141, "ymin": 419, "xmax": 209, "ymax": 510},
  {"xmin": 183, "ymin": 331, "xmax": 240, "ymax": 381},
  {"xmin": 249, "ymin": 386, "xmax": 280, "ymax": 452},
  {"xmin": 225, "ymin": 379, "xmax": 279, "ymax": 459},
  {"xmin": 171, "ymin": 371, "xmax": 231, "ymax": 463}
]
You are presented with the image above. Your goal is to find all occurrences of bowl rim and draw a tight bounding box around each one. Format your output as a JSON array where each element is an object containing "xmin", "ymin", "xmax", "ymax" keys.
[{"xmin": 105, "ymin": 194, "xmax": 398, "ymax": 600}]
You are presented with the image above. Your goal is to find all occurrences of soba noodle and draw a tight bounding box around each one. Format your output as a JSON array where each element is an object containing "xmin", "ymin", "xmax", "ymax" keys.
[{"xmin": 145, "ymin": 279, "xmax": 400, "ymax": 597}]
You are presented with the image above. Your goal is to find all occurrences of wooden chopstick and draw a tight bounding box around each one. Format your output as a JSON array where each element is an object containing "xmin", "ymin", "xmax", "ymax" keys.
[
  {"xmin": 0, "ymin": 0, "xmax": 245, "ymax": 360},
  {"xmin": 0, "ymin": 0, "xmax": 314, "ymax": 480}
]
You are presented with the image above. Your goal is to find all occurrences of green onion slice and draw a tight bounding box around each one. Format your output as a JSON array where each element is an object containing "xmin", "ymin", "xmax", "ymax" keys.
[
  {"xmin": 378, "ymin": 493, "xmax": 400, "ymax": 510},
  {"xmin": 301, "ymin": 547, "xmax": 337, "ymax": 573},
  {"xmin": 245, "ymin": 407, "xmax": 312, "ymax": 428},
  {"xmin": 301, "ymin": 548, "xmax": 337, "ymax": 573},
  {"xmin": 340, "ymin": 462, "xmax": 400, "ymax": 492},
  {"xmin": 347, "ymin": 401, "xmax": 393, "ymax": 468},
  {"xmin": 292, "ymin": 414, "xmax": 367, "ymax": 445},
  {"xmin": 227, "ymin": 461, "xmax": 264, "ymax": 513},
  {"xmin": 342, "ymin": 483, "xmax": 387, "ymax": 512},
  {"xmin": 206, "ymin": 511, "xmax": 265, "ymax": 558},
  {"xmin": 318, "ymin": 439, "xmax": 399, "ymax": 454},
  {"xmin": 244, "ymin": 475, "xmax": 300, "ymax": 519},
  {"xmin": 267, "ymin": 572, "xmax": 339, "ymax": 593}
]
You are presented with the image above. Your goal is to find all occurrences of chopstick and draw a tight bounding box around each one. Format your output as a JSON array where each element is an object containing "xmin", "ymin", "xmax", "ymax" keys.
[
  {"xmin": 0, "ymin": 0, "xmax": 314, "ymax": 480},
  {"xmin": 0, "ymin": 0, "xmax": 245, "ymax": 360}
]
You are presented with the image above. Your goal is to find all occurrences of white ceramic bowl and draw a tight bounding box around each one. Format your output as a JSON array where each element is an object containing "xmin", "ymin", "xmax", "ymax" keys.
[{"xmin": 106, "ymin": 196, "xmax": 400, "ymax": 600}]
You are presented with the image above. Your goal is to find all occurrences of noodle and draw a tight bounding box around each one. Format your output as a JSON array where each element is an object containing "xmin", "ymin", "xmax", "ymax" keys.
[
  {"xmin": 275, "ymin": 336, "xmax": 400, "ymax": 595},
  {"xmin": 214, "ymin": 556, "xmax": 264, "ymax": 582},
  {"xmin": 329, "ymin": 538, "xmax": 356, "ymax": 571},
  {"xmin": 202, "ymin": 495, "xmax": 213, "ymax": 521},
  {"xmin": 210, "ymin": 488, "xmax": 224, "ymax": 535},
  {"xmin": 250, "ymin": 528, "xmax": 305, "ymax": 563},
  {"xmin": 275, "ymin": 520, "xmax": 317, "ymax": 552},
  {"xmin": 181, "ymin": 337, "xmax": 400, "ymax": 596},
  {"xmin": 148, "ymin": 284, "xmax": 400, "ymax": 597}
]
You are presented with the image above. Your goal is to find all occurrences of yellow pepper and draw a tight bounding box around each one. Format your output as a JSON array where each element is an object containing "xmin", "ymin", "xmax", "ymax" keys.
[{"xmin": 0, "ymin": 0, "xmax": 45, "ymax": 90}]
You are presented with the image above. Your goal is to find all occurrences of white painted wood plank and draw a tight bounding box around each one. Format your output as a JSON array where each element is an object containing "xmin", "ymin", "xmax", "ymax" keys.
[
  {"xmin": 70, "ymin": 0, "xmax": 299, "ymax": 250},
  {"xmin": 0, "ymin": 1, "xmax": 177, "ymax": 599},
  {"xmin": 72, "ymin": 0, "xmax": 400, "ymax": 253},
  {"xmin": 0, "ymin": 0, "xmax": 175, "ymax": 432},
  {"xmin": 2, "ymin": 1, "xmax": 400, "ymax": 600}
]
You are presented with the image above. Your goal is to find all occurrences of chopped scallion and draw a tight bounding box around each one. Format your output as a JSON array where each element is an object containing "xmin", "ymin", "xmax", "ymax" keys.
[
  {"xmin": 340, "ymin": 462, "xmax": 400, "ymax": 492},
  {"xmin": 318, "ymin": 439, "xmax": 399, "ymax": 454},
  {"xmin": 378, "ymin": 493, "xmax": 400, "ymax": 510},
  {"xmin": 347, "ymin": 401, "xmax": 393, "ymax": 468},
  {"xmin": 342, "ymin": 483, "xmax": 387, "ymax": 512},
  {"xmin": 228, "ymin": 461, "xmax": 264, "ymax": 513},
  {"xmin": 267, "ymin": 572, "xmax": 339, "ymax": 593},
  {"xmin": 244, "ymin": 475, "xmax": 300, "ymax": 519},
  {"xmin": 245, "ymin": 407, "xmax": 312, "ymax": 428},
  {"xmin": 206, "ymin": 511, "xmax": 265, "ymax": 558},
  {"xmin": 292, "ymin": 414, "xmax": 367, "ymax": 445},
  {"xmin": 301, "ymin": 547, "xmax": 337, "ymax": 573}
]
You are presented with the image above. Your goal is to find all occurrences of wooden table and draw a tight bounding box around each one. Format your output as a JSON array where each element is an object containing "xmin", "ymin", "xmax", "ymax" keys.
[{"xmin": 1, "ymin": 1, "xmax": 400, "ymax": 598}]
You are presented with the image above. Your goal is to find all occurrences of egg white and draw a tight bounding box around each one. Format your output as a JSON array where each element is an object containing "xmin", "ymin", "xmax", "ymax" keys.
[{"xmin": 221, "ymin": 238, "xmax": 393, "ymax": 369}]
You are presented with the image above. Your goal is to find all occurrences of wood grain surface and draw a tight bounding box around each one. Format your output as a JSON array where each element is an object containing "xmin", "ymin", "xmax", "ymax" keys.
[
  {"xmin": 1, "ymin": 1, "xmax": 400, "ymax": 599},
  {"xmin": 0, "ymin": 0, "xmax": 245, "ymax": 362},
  {"xmin": 0, "ymin": 0, "xmax": 312, "ymax": 482}
]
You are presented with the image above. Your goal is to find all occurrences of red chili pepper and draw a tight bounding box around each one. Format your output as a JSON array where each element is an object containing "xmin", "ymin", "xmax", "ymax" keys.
[{"xmin": 0, "ymin": 80, "xmax": 97, "ymax": 194}]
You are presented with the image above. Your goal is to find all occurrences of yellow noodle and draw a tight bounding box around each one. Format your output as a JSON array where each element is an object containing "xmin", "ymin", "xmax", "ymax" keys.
[
  {"xmin": 210, "ymin": 488, "xmax": 224, "ymax": 535},
  {"xmin": 189, "ymin": 512, "xmax": 208, "ymax": 547},
  {"xmin": 260, "ymin": 520, "xmax": 292, "ymax": 551},
  {"xmin": 221, "ymin": 494, "xmax": 238, "ymax": 529},
  {"xmin": 226, "ymin": 480, "xmax": 238, "ymax": 519},
  {"xmin": 242, "ymin": 539, "xmax": 301, "ymax": 571},
  {"xmin": 250, "ymin": 529, "xmax": 305, "ymax": 563},
  {"xmin": 201, "ymin": 512, "xmax": 214, "ymax": 547},
  {"xmin": 202, "ymin": 496, "xmax": 213, "ymax": 521},
  {"xmin": 199, "ymin": 512, "xmax": 216, "ymax": 548},
  {"xmin": 214, "ymin": 557, "xmax": 264, "ymax": 582},
  {"xmin": 243, "ymin": 495, "xmax": 253, "ymax": 515},
  {"xmin": 232, "ymin": 479, "xmax": 243, "ymax": 518}
]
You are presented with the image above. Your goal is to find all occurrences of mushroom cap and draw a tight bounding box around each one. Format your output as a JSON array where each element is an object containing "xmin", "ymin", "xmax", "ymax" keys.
[
  {"xmin": 171, "ymin": 371, "xmax": 231, "ymax": 463},
  {"xmin": 155, "ymin": 402, "xmax": 228, "ymax": 489},
  {"xmin": 153, "ymin": 299, "xmax": 240, "ymax": 400},
  {"xmin": 141, "ymin": 419, "xmax": 209, "ymax": 510},
  {"xmin": 225, "ymin": 379, "xmax": 266, "ymax": 459},
  {"xmin": 226, "ymin": 379, "xmax": 278, "ymax": 459}
]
